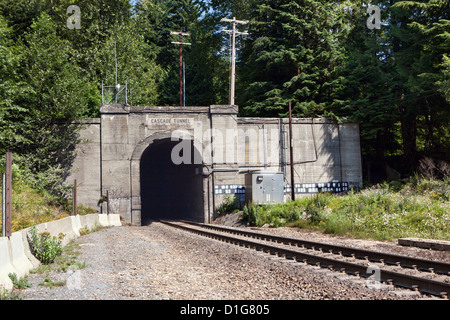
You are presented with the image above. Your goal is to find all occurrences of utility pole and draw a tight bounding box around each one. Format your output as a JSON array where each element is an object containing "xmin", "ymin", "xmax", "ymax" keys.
[
  {"xmin": 115, "ymin": 41, "xmax": 118, "ymax": 104},
  {"xmin": 171, "ymin": 31, "xmax": 191, "ymax": 107},
  {"xmin": 289, "ymin": 103, "xmax": 295, "ymax": 201},
  {"xmin": 2, "ymin": 173, "xmax": 5, "ymax": 237},
  {"xmin": 221, "ymin": 17, "xmax": 248, "ymax": 106},
  {"xmin": 183, "ymin": 61, "xmax": 186, "ymax": 107},
  {"xmin": 73, "ymin": 179, "xmax": 77, "ymax": 216},
  {"xmin": 4, "ymin": 152, "xmax": 12, "ymax": 237}
]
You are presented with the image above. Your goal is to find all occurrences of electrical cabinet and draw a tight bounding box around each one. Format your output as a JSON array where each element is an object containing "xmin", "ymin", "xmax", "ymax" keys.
[{"xmin": 245, "ymin": 171, "xmax": 284, "ymax": 205}]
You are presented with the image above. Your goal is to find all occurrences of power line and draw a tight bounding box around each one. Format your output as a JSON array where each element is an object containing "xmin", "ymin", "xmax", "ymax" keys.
[
  {"xmin": 171, "ymin": 31, "xmax": 192, "ymax": 107},
  {"xmin": 221, "ymin": 17, "xmax": 249, "ymax": 106}
]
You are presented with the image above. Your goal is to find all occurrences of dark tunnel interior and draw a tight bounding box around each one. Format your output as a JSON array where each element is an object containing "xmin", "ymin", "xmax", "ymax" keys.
[{"xmin": 140, "ymin": 138, "xmax": 203, "ymax": 225}]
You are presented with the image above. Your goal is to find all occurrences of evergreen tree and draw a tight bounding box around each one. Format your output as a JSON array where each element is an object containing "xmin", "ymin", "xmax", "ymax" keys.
[
  {"xmin": 393, "ymin": 0, "xmax": 450, "ymax": 161},
  {"xmin": 238, "ymin": 0, "xmax": 345, "ymax": 118},
  {"xmin": 137, "ymin": 0, "xmax": 228, "ymax": 106},
  {"xmin": 333, "ymin": 0, "xmax": 449, "ymax": 172},
  {"xmin": 1, "ymin": 0, "xmax": 449, "ymax": 193},
  {"xmin": 137, "ymin": 0, "xmax": 198, "ymax": 106},
  {"xmin": 437, "ymin": 54, "xmax": 450, "ymax": 102},
  {"xmin": 331, "ymin": 1, "xmax": 399, "ymax": 161}
]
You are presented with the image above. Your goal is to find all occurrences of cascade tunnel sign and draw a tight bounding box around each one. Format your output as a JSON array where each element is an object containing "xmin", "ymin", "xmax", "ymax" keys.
[{"xmin": 148, "ymin": 118, "xmax": 195, "ymax": 129}]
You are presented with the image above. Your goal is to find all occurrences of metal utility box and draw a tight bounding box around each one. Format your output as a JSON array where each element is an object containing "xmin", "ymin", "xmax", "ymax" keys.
[{"xmin": 245, "ymin": 171, "xmax": 284, "ymax": 205}]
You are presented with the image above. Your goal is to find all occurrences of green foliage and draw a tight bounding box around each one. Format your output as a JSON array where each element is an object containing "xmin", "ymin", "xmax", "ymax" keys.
[
  {"xmin": 239, "ymin": 0, "xmax": 345, "ymax": 118},
  {"xmin": 54, "ymin": 241, "xmax": 87, "ymax": 273},
  {"xmin": 38, "ymin": 277, "xmax": 65, "ymax": 289},
  {"xmin": 28, "ymin": 225, "xmax": 64, "ymax": 264},
  {"xmin": 243, "ymin": 200, "xmax": 303, "ymax": 228},
  {"xmin": 0, "ymin": 14, "xmax": 30, "ymax": 149},
  {"xmin": 0, "ymin": 1, "xmax": 164, "ymax": 200},
  {"xmin": 0, "ymin": 11, "xmax": 85, "ymax": 199},
  {"xmin": 242, "ymin": 202, "xmax": 261, "ymax": 226},
  {"xmin": 437, "ymin": 54, "xmax": 450, "ymax": 102},
  {"xmin": 215, "ymin": 195, "xmax": 239, "ymax": 216},
  {"xmin": 30, "ymin": 238, "xmax": 88, "ymax": 275},
  {"xmin": 75, "ymin": 203, "xmax": 98, "ymax": 216},
  {"xmin": 138, "ymin": 0, "xmax": 229, "ymax": 106},
  {"xmin": 243, "ymin": 177, "xmax": 449, "ymax": 241},
  {"xmin": 304, "ymin": 194, "xmax": 330, "ymax": 224},
  {"xmin": 0, "ymin": 177, "xmax": 74, "ymax": 234},
  {"xmin": 8, "ymin": 273, "xmax": 31, "ymax": 290},
  {"xmin": 0, "ymin": 0, "xmax": 449, "ymax": 200}
]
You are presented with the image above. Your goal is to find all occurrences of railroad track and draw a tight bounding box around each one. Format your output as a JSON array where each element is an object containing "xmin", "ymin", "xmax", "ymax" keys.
[{"xmin": 161, "ymin": 220, "xmax": 450, "ymax": 299}]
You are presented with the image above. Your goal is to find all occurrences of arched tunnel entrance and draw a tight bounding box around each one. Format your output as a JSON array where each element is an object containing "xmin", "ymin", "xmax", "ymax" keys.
[{"xmin": 140, "ymin": 138, "xmax": 204, "ymax": 225}]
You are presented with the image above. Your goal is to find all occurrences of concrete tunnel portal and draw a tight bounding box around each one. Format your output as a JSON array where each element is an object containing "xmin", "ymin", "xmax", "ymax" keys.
[
  {"xmin": 140, "ymin": 138, "xmax": 204, "ymax": 225},
  {"xmin": 66, "ymin": 105, "xmax": 363, "ymax": 225}
]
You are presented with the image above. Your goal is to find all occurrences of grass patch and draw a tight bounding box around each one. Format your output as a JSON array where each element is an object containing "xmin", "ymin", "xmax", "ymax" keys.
[
  {"xmin": 215, "ymin": 195, "xmax": 241, "ymax": 216},
  {"xmin": 29, "ymin": 239, "xmax": 88, "ymax": 291},
  {"xmin": 39, "ymin": 274, "xmax": 66, "ymax": 289},
  {"xmin": 30, "ymin": 240, "xmax": 87, "ymax": 274},
  {"xmin": 8, "ymin": 273, "xmax": 32, "ymax": 290},
  {"xmin": 1, "ymin": 272, "xmax": 32, "ymax": 300},
  {"xmin": 243, "ymin": 176, "xmax": 449, "ymax": 241},
  {"xmin": 79, "ymin": 223, "xmax": 103, "ymax": 236}
]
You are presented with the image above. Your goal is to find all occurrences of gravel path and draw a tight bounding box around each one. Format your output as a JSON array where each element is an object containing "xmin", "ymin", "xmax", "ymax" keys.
[{"xmin": 21, "ymin": 222, "xmax": 444, "ymax": 300}]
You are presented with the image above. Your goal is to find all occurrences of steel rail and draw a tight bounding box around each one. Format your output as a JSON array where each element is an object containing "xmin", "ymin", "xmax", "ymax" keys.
[
  {"xmin": 162, "ymin": 221, "xmax": 450, "ymax": 298},
  {"xmin": 182, "ymin": 221, "xmax": 450, "ymax": 276}
]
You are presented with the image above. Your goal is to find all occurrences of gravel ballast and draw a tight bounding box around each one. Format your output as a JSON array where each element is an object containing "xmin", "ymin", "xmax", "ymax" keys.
[{"xmin": 21, "ymin": 222, "xmax": 446, "ymax": 300}]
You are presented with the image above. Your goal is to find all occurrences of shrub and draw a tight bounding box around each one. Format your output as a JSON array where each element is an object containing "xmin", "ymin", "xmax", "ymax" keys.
[
  {"xmin": 324, "ymin": 213, "xmax": 353, "ymax": 235},
  {"xmin": 76, "ymin": 203, "xmax": 97, "ymax": 216},
  {"xmin": 215, "ymin": 196, "xmax": 239, "ymax": 216},
  {"xmin": 243, "ymin": 176, "xmax": 449, "ymax": 241},
  {"xmin": 304, "ymin": 193, "xmax": 330, "ymax": 223},
  {"xmin": 243, "ymin": 200, "xmax": 306, "ymax": 227},
  {"xmin": 28, "ymin": 225, "xmax": 64, "ymax": 264},
  {"xmin": 8, "ymin": 273, "xmax": 31, "ymax": 290},
  {"xmin": 0, "ymin": 178, "xmax": 71, "ymax": 233},
  {"xmin": 242, "ymin": 202, "xmax": 261, "ymax": 226}
]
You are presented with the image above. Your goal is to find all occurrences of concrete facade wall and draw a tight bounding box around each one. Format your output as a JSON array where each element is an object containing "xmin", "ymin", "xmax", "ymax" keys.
[
  {"xmin": 65, "ymin": 119, "xmax": 102, "ymax": 210},
  {"xmin": 68, "ymin": 105, "xmax": 363, "ymax": 225},
  {"xmin": 211, "ymin": 118, "xmax": 363, "ymax": 212}
]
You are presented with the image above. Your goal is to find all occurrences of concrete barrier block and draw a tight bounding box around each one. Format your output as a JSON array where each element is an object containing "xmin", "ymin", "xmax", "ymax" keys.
[
  {"xmin": 98, "ymin": 214, "xmax": 122, "ymax": 227},
  {"xmin": 0, "ymin": 238, "xmax": 14, "ymax": 291},
  {"xmin": 71, "ymin": 215, "xmax": 82, "ymax": 237},
  {"xmin": 18, "ymin": 229, "xmax": 40, "ymax": 269},
  {"xmin": 0, "ymin": 214, "xmax": 103, "ymax": 292},
  {"xmin": 98, "ymin": 214, "xmax": 109, "ymax": 226},
  {"xmin": 81, "ymin": 214, "xmax": 100, "ymax": 230},
  {"xmin": 108, "ymin": 214, "xmax": 122, "ymax": 227},
  {"xmin": 35, "ymin": 216, "xmax": 77, "ymax": 246},
  {"xmin": 9, "ymin": 232, "xmax": 34, "ymax": 278}
]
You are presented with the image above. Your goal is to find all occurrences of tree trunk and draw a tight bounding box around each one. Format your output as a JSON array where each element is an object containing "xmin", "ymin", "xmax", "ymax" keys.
[{"xmin": 399, "ymin": 106, "xmax": 418, "ymax": 173}]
